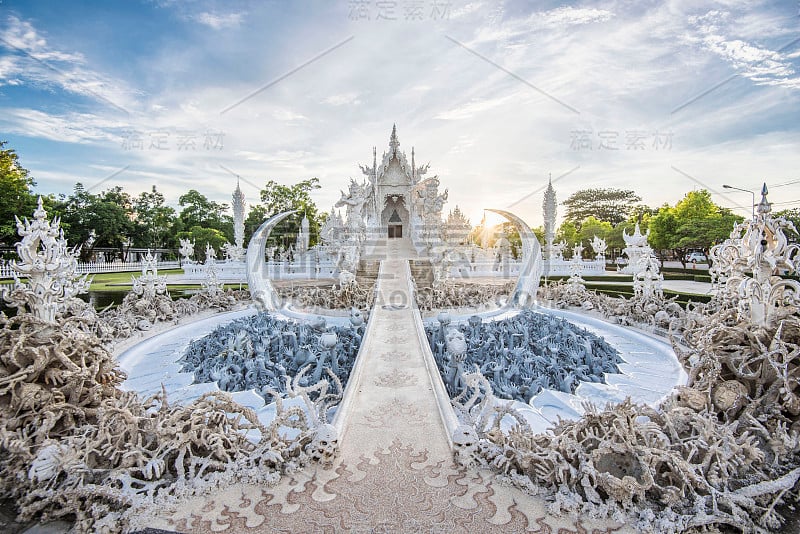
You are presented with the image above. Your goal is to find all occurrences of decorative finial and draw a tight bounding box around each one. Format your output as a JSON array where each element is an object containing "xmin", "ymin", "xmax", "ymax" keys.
[
  {"xmin": 757, "ymin": 182, "xmax": 771, "ymax": 216},
  {"xmin": 389, "ymin": 124, "xmax": 399, "ymax": 154}
]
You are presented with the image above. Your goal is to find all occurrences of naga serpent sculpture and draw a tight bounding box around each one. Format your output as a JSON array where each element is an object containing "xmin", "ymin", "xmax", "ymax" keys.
[
  {"xmin": 486, "ymin": 208, "xmax": 543, "ymax": 308},
  {"xmin": 246, "ymin": 210, "xmax": 297, "ymax": 311}
]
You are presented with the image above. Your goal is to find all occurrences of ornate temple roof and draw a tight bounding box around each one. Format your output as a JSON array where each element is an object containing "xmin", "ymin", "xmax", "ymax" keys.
[{"xmin": 362, "ymin": 125, "xmax": 430, "ymax": 186}]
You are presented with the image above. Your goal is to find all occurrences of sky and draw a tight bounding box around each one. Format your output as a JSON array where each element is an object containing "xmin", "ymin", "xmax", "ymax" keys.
[{"xmin": 1, "ymin": 0, "xmax": 799, "ymax": 229}]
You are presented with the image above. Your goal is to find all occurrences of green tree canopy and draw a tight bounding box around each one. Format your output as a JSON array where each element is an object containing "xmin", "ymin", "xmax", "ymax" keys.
[
  {"xmin": 55, "ymin": 184, "xmax": 135, "ymax": 260},
  {"xmin": 134, "ymin": 185, "xmax": 177, "ymax": 249},
  {"xmin": 775, "ymin": 208, "xmax": 800, "ymax": 243},
  {"xmin": 178, "ymin": 189, "xmax": 232, "ymax": 240},
  {"xmin": 649, "ymin": 190, "xmax": 742, "ymax": 267},
  {"xmin": 555, "ymin": 220, "xmax": 579, "ymax": 251},
  {"xmin": 0, "ymin": 141, "xmax": 38, "ymax": 244},
  {"xmin": 563, "ymin": 188, "xmax": 642, "ymax": 226},
  {"xmin": 245, "ymin": 177, "xmax": 323, "ymax": 248}
]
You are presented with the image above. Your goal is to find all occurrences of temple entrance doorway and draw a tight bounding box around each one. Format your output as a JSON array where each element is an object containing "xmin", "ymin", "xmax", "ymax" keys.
[{"xmin": 381, "ymin": 195, "xmax": 409, "ymax": 241}]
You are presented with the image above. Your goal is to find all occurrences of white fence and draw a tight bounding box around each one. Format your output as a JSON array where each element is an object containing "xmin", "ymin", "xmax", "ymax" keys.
[
  {"xmin": 182, "ymin": 260, "xmax": 338, "ymax": 281},
  {"xmin": 0, "ymin": 260, "xmax": 182, "ymax": 279}
]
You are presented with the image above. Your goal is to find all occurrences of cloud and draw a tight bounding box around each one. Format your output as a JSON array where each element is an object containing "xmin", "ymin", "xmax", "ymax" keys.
[
  {"xmin": 322, "ymin": 92, "xmax": 362, "ymax": 106},
  {"xmin": 192, "ymin": 12, "xmax": 244, "ymax": 30},
  {"xmin": 536, "ymin": 6, "xmax": 614, "ymax": 27},
  {"xmin": 0, "ymin": 15, "xmax": 135, "ymax": 112},
  {"xmin": 1, "ymin": 1, "xmax": 799, "ymax": 229},
  {"xmin": 688, "ymin": 9, "xmax": 800, "ymax": 88},
  {"xmin": 0, "ymin": 108, "xmax": 126, "ymax": 144},
  {"xmin": 434, "ymin": 93, "xmax": 516, "ymax": 120}
]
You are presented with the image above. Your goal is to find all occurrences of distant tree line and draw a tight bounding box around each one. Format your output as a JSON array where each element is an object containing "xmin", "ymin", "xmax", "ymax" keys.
[
  {"xmin": 549, "ymin": 187, "xmax": 757, "ymax": 268},
  {"xmin": 2, "ymin": 141, "xmax": 794, "ymax": 267},
  {"xmin": 0, "ymin": 141, "xmax": 326, "ymax": 262}
]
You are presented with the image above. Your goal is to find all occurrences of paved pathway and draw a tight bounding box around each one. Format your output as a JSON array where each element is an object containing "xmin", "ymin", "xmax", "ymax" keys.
[{"xmin": 136, "ymin": 254, "xmax": 631, "ymax": 533}]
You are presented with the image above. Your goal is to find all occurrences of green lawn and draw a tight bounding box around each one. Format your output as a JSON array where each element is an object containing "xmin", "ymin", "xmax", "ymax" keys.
[
  {"xmin": 89, "ymin": 270, "xmax": 247, "ymax": 292},
  {"xmin": 88, "ymin": 269, "xmax": 184, "ymax": 290},
  {"xmin": 1, "ymin": 270, "xmax": 246, "ymax": 293}
]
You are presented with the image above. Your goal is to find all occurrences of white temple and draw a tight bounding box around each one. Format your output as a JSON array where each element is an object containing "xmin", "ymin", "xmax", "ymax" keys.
[{"xmin": 349, "ymin": 124, "xmax": 448, "ymax": 256}]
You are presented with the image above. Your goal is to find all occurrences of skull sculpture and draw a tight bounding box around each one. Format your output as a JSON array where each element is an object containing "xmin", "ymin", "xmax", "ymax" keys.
[
  {"xmin": 451, "ymin": 424, "xmax": 479, "ymax": 468},
  {"xmin": 338, "ymin": 270, "xmax": 356, "ymax": 287},
  {"xmin": 307, "ymin": 423, "xmax": 339, "ymax": 466},
  {"xmin": 445, "ymin": 329, "xmax": 467, "ymax": 359}
]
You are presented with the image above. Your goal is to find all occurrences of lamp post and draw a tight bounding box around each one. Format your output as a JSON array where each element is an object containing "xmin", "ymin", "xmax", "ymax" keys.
[{"xmin": 722, "ymin": 184, "xmax": 755, "ymax": 220}]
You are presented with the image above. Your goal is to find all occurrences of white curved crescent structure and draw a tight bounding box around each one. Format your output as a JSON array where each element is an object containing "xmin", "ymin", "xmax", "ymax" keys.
[
  {"xmin": 246, "ymin": 210, "xmax": 297, "ymax": 311},
  {"xmin": 487, "ymin": 208, "xmax": 543, "ymax": 308}
]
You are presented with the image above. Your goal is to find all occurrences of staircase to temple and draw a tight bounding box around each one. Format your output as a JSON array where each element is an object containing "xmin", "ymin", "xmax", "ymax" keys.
[
  {"xmin": 362, "ymin": 237, "xmax": 420, "ymax": 261},
  {"xmin": 409, "ymin": 259, "xmax": 434, "ymax": 288},
  {"xmin": 356, "ymin": 259, "xmax": 380, "ymax": 285}
]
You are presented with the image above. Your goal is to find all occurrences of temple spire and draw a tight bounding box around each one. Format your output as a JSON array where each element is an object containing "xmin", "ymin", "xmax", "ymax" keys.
[
  {"xmin": 757, "ymin": 182, "xmax": 771, "ymax": 217},
  {"xmin": 232, "ymin": 178, "xmax": 246, "ymax": 250},
  {"xmin": 543, "ymin": 174, "xmax": 557, "ymax": 260},
  {"xmin": 389, "ymin": 123, "xmax": 399, "ymax": 155},
  {"xmin": 411, "ymin": 146, "xmax": 415, "ymax": 181}
]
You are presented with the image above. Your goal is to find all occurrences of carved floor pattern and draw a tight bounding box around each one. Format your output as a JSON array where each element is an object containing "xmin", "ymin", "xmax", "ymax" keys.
[
  {"xmin": 374, "ymin": 368, "xmax": 418, "ymax": 388},
  {"xmin": 358, "ymin": 397, "xmax": 429, "ymax": 428},
  {"xmin": 165, "ymin": 440, "xmax": 623, "ymax": 534},
  {"xmin": 379, "ymin": 350, "xmax": 411, "ymax": 362}
]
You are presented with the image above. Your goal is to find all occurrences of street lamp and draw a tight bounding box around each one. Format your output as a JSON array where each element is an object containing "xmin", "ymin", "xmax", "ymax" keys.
[{"xmin": 722, "ymin": 184, "xmax": 755, "ymax": 220}]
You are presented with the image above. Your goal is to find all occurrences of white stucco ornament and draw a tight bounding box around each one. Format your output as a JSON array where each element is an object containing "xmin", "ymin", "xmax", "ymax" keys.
[{"xmin": 4, "ymin": 197, "xmax": 91, "ymax": 323}]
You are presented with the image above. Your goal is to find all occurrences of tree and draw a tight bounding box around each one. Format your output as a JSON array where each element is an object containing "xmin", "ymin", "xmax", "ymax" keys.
[
  {"xmin": 178, "ymin": 190, "xmax": 232, "ymax": 240},
  {"xmin": 556, "ymin": 220, "xmax": 579, "ymax": 253},
  {"xmin": 563, "ymin": 188, "xmax": 642, "ymax": 226},
  {"xmin": 245, "ymin": 178, "xmax": 323, "ymax": 248},
  {"xmin": 55, "ymin": 184, "xmax": 135, "ymax": 261},
  {"xmin": 134, "ymin": 185, "xmax": 177, "ymax": 249},
  {"xmin": 649, "ymin": 190, "xmax": 742, "ymax": 268},
  {"xmin": 775, "ymin": 208, "xmax": 800, "ymax": 244},
  {"xmin": 0, "ymin": 141, "xmax": 38, "ymax": 244}
]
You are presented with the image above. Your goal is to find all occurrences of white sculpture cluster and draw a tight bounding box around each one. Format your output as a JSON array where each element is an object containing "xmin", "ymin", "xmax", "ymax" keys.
[
  {"xmin": 201, "ymin": 244, "xmax": 225, "ymax": 297},
  {"xmin": 3, "ymin": 197, "xmax": 91, "ymax": 323},
  {"xmin": 178, "ymin": 237, "xmax": 195, "ymax": 263},
  {"xmin": 131, "ymin": 250, "xmax": 168, "ymax": 299},
  {"xmin": 229, "ymin": 178, "xmax": 246, "ymax": 261},
  {"xmin": 710, "ymin": 183, "xmax": 800, "ymax": 326},
  {"xmin": 443, "ymin": 206, "xmax": 472, "ymax": 246},
  {"xmin": 0, "ymin": 201, "xmax": 335, "ymax": 534},
  {"xmin": 590, "ymin": 235, "xmax": 607, "ymax": 260},
  {"xmin": 451, "ymin": 185, "xmax": 800, "ymax": 534},
  {"xmin": 620, "ymin": 223, "xmax": 654, "ymax": 274}
]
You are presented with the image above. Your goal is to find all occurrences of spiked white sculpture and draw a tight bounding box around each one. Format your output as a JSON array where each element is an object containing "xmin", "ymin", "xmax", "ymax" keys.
[{"xmin": 3, "ymin": 197, "xmax": 91, "ymax": 323}]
